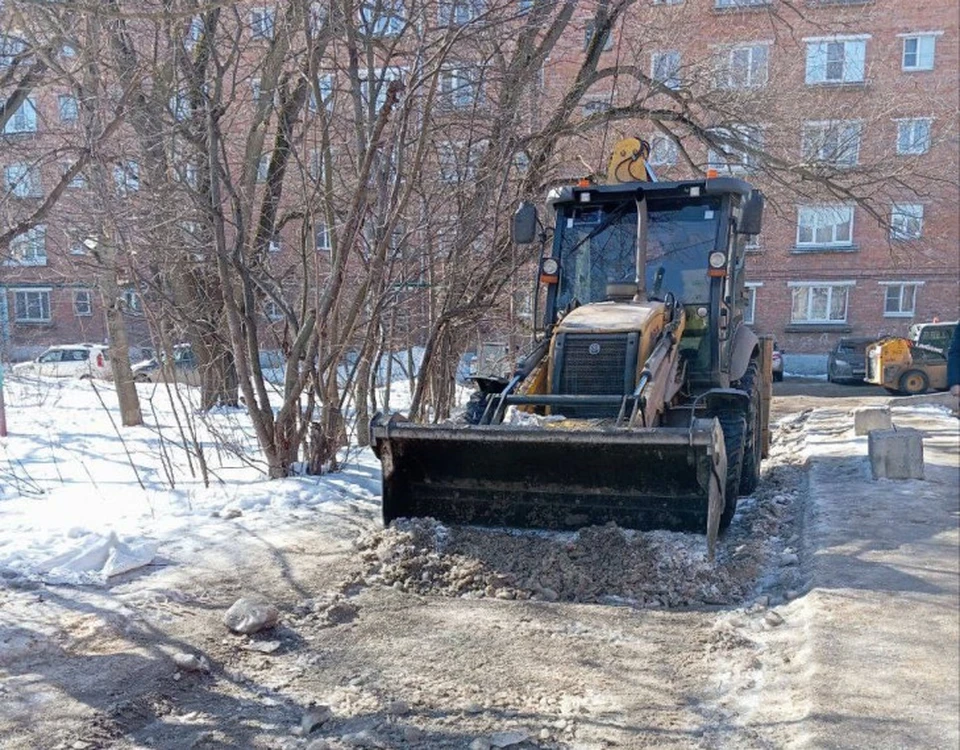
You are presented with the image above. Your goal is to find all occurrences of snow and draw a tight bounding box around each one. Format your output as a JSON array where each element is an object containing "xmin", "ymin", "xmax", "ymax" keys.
[{"xmin": 0, "ymin": 375, "xmax": 385, "ymax": 585}]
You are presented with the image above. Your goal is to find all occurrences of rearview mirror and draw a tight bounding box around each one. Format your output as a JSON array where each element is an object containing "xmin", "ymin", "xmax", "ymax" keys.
[
  {"xmin": 512, "ymin": 201, "xmax": 538, "ymax": 245},
  {"xmin": 738, "ymin": 190, "xmax": 764, "ymax": 236}
]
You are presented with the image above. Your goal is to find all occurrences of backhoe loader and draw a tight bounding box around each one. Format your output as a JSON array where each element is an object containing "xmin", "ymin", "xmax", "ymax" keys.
[{"xmin": 371, "ymin": 138, "xmax": 772, "ymax": 555}]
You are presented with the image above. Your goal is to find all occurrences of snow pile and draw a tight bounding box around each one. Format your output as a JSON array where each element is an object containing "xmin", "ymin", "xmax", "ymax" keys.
[{"xmin": 0, "ymin": 376, "xmax": 381, "ymax": 585}]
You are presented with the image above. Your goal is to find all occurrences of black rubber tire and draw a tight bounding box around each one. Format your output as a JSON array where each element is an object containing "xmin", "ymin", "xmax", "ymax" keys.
[
  {"xmin": 773, "ymin": 370, "xmax": 783, "ymax": 382},
  {"xmin": 465, "ymin": 390, "xmax": 492, "ymax": 425},
  {"xmin": 736, "ymin": 359, "xmax": 762, "ymax": 496},
  {"xmin": 714, "ymin": 411, "xmax": 745, "ymax": 531},
  {"xmin": 898, "ymin": 369, "xmax": 929, "ymax": 396}
]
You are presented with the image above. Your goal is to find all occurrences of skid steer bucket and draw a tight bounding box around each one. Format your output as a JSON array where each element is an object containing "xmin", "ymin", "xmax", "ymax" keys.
[{"xmin": 371, "ymin": 415, "xmax": 729, "ymax": 553}]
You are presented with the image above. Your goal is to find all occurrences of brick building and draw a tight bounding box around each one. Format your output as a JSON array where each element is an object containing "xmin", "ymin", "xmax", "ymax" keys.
[{"xmin": 1, "ymin": 0, "xmax": 958, "ymax": 372}]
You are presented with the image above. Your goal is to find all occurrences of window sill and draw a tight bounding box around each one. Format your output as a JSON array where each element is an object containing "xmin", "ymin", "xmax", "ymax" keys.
[
  {"xmin": 14, "ymin": 320, "xmax": 54, "ymax": 326},
  {"xmin": 805, "ymin": 80, "xmax": 868, "ymax": 89},
  {"xmin": 883, "ymin": 312, "xmax": 916, "ymax": 318},
  {"xmin": 785, "ymin": 324, "xmax": 852, "ymax": 333},
  {"xmin": 902, "ymin": 67, "xmax": 935, "ymax": 73},
  {"xmin": 713, "ymin": 3, "xmax": 772, "ymax": 12},
  {"xmin": 2, "ymin": 260, "xmax": 49, "ymax": 267},
  {"xmin": 791, "ymin": 244, "xmax": 858, "ymax": 254},
  {"xmin": 806, "ymin": 0, "xmax": 872, "ymax": 5}
]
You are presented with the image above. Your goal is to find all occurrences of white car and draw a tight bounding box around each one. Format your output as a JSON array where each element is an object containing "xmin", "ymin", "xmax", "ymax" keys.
[{"xmin": 13, "ymin": 344, "xmax": 112, "ymax": 380}]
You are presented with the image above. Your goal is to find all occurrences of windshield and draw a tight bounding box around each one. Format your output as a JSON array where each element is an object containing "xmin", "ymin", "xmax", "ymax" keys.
[{"xmin": 555, "ymin": 198, "xmax": 722, "ymax": 310}]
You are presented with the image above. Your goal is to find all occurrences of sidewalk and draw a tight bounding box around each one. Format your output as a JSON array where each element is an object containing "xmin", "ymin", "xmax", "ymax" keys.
[{"xmin": 801, "ymin": 405, "xmax": 959, "ymax": 748}]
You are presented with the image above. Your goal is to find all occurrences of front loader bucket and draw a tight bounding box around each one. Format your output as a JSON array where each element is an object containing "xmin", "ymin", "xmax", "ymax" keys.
[{"xmin": 371, "ymin": 416, "xmax": 728, "ymax": 554}]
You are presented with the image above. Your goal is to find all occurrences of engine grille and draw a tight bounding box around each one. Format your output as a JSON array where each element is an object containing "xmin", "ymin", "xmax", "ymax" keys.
[{"xmin": 554, "ymin": 333, "xmax": 637, "ymax": 418}]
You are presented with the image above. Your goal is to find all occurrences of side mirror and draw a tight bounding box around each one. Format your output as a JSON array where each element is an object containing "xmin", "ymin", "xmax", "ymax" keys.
[
  {"xmin": 512, "ymin": 201, "xmax": 538, "ymax": 245},
  {"xmin": 738, "ymin": 190, "xmax": 764, "ymax": 236}
]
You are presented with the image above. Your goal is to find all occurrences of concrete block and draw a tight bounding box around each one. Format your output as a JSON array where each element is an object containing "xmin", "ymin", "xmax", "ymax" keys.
[
  {"xmin": 854, "ymin": 406, "xmax": 893, "ymax": 436},
  {"xmin": 868, "ymin": 428, "xmax": 924, "ymax": 480}
]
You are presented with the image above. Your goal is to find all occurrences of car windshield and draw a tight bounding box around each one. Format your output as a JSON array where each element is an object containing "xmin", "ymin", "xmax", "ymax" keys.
[{"xmin": 555, "ymin": 198, "xmax": 722, "ymax": 310}]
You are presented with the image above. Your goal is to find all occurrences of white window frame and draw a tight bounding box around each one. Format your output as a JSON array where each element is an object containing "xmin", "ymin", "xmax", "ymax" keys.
[
  {"xmin": 441, "ymin": 66, "xmax": 481, "ymax": 109},
  {"xmin": 801, "ymin": 120, "xmax": 862, "ymax": 167},
  {"xmin": 804, "ymin": 36, "xmax": 868, "ymax": 85},
  {"xmin": 743, "ymin": 282, "xmax": 762, "ymax": 325},
  {"xmin": 899, "ymin": 32, "xmax": 940, "ymax": 72},
  {"xmin": 74, "ymin": 289, "xmax": 93, "ymax": 317},
  {"xmin": 707, "ymin": 124, "xmax": 763, "ymax": 174},
  {"xmin": 715, "ymin": 0, "xmax": 770, "ymax": 7},
  {"xmin": 890, "ymin": 203, "xmax": 924, "ymax": 241},
  {"xmin": 0, "ymin": 35, "xmax": 26, "ymax": 68},
  {"xmin": 360, "ymin": 0, "xmax": 405, "ymax": 37},
  {"xmin": 582, "ymin": 99, "xmax": 612, "ymax": 117},
  {"xmin": 896, "ymin": 118, "xmax": 932, "ymax": 155},
  {"xmin": 648, "ymin": 134, "xmax": 678, "ymax": 166},
  {"xmin": 788, "ymin": 281, "xmax": 854, "ymax": 324},
  {"xmin": 186, "ymin": 16, "xmax": 204, "ymax": 48},
  {"xmin": 308, "ymin": 74, "xmax": 335, "ymax": 113},
  {"xmin": 651, "ymin": 50, "xmax": 682, "ymax": 89},
  {"xmin": 264, "ymin": 298, "xmax": 283, "ymax": 321},
  {"xmin": 584, "ymin": 20, "xmax": 614, "ymax": 51},
  {"xmin": 438, "ymin": 140, "xmax": 485, "ymax": 184},
  {"xmin": 879, "ymin": 281, "xmax": 922, "ymax": 318},
  {"xmin": 315, "ymin": 221, "xmax": 332, "ymax": 251},
  {"xmin": 4, "ymin": 162, "xmax": 42, "ymax": 197},
  {"xmin": 796, "ymin": 205, "xmax": 854, "ymax": 248},
  {"xmin": 361, "ymin": 66, "xmax": 405, "ymax": 113},
  {"xmin": 114, "ymin": 160, "xmax": 140, "ymax": 194},
  {"xmin": 439, "ymin": 0, "xmax": 483, "ymax": 26},
  {"xmin": 717, "ymin": 43, "xmax": 769, "ymax": 89},
  {"xmin": 3, "ymin": 97, "xmax": 38, "ymax": 134},
  {"xmin": 58, "ymin": 94, "xmax": 79, "ymax": 123},
  {"xmin": 123, "ymin": 288, "xmax": 142, "ymax": 314},
  {"xmin": 12, "ymin": 288, "xmax": 52, "ymax": 323},
  {"xmin": 7, "ymin": 226, "xmax": 47, "ymax": 266},
  {"xmin": 256, "ymin": 153, "xmax": 271, "ymax": 183},
  {"xmin": 250, "ymin": 7, "xmax": 276, "ymax": 40}
]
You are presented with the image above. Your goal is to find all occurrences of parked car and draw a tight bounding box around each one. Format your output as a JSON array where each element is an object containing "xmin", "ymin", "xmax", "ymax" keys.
[
  {"xmin": 827, "ymin": 337, "xmax": 876, "ymax": 384},
  {"xmin": 12, "ymin": 344, "xmax": 112, "ymax": 380},
  {"xmin": 132, "ymin": 344, "xmax": 201, "ymax": 386},
  {"xmin": 771, "ymin": 342, "xmax": 783, "ymax": 382}
]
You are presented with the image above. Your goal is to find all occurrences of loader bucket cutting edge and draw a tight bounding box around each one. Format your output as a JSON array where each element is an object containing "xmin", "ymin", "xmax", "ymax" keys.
[{"xmin": 372, "ymin": 418, "xmax": 727, "ymax": 535}]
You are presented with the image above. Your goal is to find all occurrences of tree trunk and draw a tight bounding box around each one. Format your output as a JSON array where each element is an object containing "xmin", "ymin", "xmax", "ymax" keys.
[{"xmin": 98, "ymin": 255, "xmax": 142, "ymax": 427}]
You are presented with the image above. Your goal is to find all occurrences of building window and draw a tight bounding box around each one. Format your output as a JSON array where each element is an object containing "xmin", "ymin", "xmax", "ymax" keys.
[
  {"xmin": 58, "ymin": 94, "xmax": 79, "ymax": 122},
  {"xmin": 186, "ymin": 16, "xmax": 205, "ymax": 47},
  {"xmin": 360, "ymin": 0, "xmax": 405, "ymax": 36},
  {"xmin": 790, "ymin": 283, "xmax": 850, "ymax": 323},
  {"xmin": 715, "ymin": 0, "xmax": 770, "ymax": 7},
  {"xmin": 801, "ymin": 121, "xmax": 862, "ymax": 167},
  {"xmin": 123, "ymin": 289, "xmax": 142, "ymax": 314},
  {"xmin": 901, "ymin": 34, "xmax": 937, "ymax": 71},
  {"xmin": 584, "ymin": 21, "xmax": 614, "ymax": 51},
  {"xmin": 3, "ymin": 98, "xmax": 38, "ymax": 134},
  {"xmin": 0, "ymin": 35, "xmax": 26, "ymax": 68},
  {"xmin": 648, "ymin": 135, "xmax": 678, "ymax": 166},
  {"xmin": 707, "ymin": 125, "xmax": 762, "ymax": 174},
  {"xmin": 582, "ymin": 99, "xmax": 612, "ymax": 116},
  {"xmin": 114, "ymin": 160, "xmax": 140, "ymax": 194},
  {"xmin": 315, "ymin": 222, "xmax": 331, "ymax": 251},
  {"xmin": 890, "ymin": 204, "xmax": 923, "ymax": 240},
  {"xmin": 881, "ymin": 283, "xmax": 919, "ymax": 317},
  {"xmin": 13, "ymin": 289, "xmax": 51, "ymax": 323},
  {"xmin": 654, "ymin": 0, "xmax": 684, "ymax": 4},
  {"xmin": 797, "ymin": 206, "xmax": 853, "ymax": 247},
  {"xmin": 439, "ymin": 0, "xmax": 483, "ymax": 25},
  {"xmin": 7, "ymin": 226, "xmax": 47, "ymax": 266},
  {"xmin": 441, "ymin": 66, "xmax": 481, "ymax": 108},
  {"xmin": 743, "ymin": 283, "xmax": 760, "ymax": 324},
  {"xmin": 651, "ymin": 50, "xmax": 682, "ymax": 89},
  {"xmin": 361, "ymin": 66, "xmax": 404, "ymax": 113},
  {"xmin": 268, "ymin": 236, "xmax": 281, "ymax": 253},
  {"xmin": 309, "ymin": 74, "xmax": 335, "ymax": 112},
  {"xmin": 4, "ymin": 163, "xmax": 42, "ymax": 197},
  {"xmin": 250, "ymin": 7, "xmax": 276, "ymax": 40},
  {"xmin": 264, "ymin": 299, "xmax": 283, "ymax": 320},
  {"xmin": 805, "ymin": 37, "xmax": 867, "ymax": 85},
  {"xmin": 438, "ymin": 141, "xmax": 484, "ymax": 183},
  {"xmin": 718, "ymin": 44, "xmax": 768, "ymax": 88},
  {"xmin": 256, "ymin": 154, "xmax": 270, "ymax": 183},
  {"xmin": 74, "ymin": 289, "xmax": 93, "ymax": 316},
  {"xmin": 896, "ymin": 118, "xmax": 932, "ymax": 155}
]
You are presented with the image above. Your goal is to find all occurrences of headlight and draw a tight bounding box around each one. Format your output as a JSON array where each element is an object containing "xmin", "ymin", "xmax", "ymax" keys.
[
  {"xmin": 834, "ymin": 359, "xmax": 848, "ymax": 367},
  {"xmin": 708, "ymin": 251, "xmax": 726, "ymax": 269},
  {"xmin": 541, "ymin": 258, "xmax": 559, "ymax": 276}
]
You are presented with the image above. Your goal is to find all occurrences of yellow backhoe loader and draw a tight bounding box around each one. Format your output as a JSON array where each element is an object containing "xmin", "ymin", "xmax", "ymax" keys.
[
  {"xmin": 866, "ymin": 321, "xmax": 957, "ymax": 395},
  {"xmin": 371, "ymin": 138, "xmax": 772, "ymax": 555}
]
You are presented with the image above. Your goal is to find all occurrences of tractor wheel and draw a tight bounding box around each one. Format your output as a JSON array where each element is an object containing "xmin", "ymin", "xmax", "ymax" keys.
[
  {"xmin": 464, "ymin": 390, "xmax": 492, "ymax": 425},
  {"xmin": 898, "ymin": 369, "xmax": 929, "ymax": 396},
  {"xmin": 714, "ymin": 411, "xmax": 745, "ymax": 531},
  {"xmin": 736, "ymin": 359, "xmax": 763, "ymax": 496}
]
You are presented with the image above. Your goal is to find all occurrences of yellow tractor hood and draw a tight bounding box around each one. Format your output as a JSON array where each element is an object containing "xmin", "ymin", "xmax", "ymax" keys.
[{"xmin": 556, "ymin": 301, "xmax": 666, "ymax": 335}]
